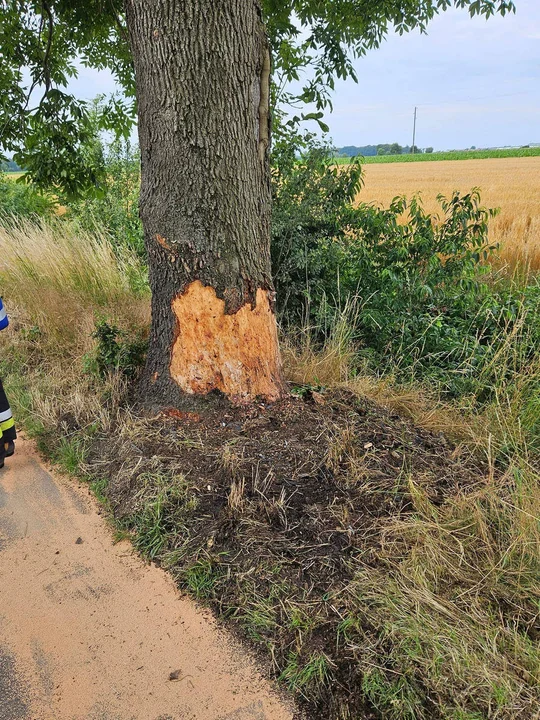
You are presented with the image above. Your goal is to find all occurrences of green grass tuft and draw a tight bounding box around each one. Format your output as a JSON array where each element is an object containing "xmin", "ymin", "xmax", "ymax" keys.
[
  {"xmin": 181, "ymin": 558, "xmax": 223, "ymax": 600},
  {"xmin": 279, "ymin": 651, "xmax": 334, "ymax": 697}
]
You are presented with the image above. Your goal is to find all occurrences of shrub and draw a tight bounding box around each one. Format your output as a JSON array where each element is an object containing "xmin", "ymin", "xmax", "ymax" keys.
[
  {"xmin": 84, "ymin": 319, "xmax": 147, "ymax": 379},
  {"xmin": 271, "ymin": 136, "xmax": 540, "ymax": 413},
  {"xmin": 0, "ymin": 173, "xmax": 55, "ymax": 219},
  {"xmin": 271, "ymin": 132, "xmax": 363, "ymax": 323}
]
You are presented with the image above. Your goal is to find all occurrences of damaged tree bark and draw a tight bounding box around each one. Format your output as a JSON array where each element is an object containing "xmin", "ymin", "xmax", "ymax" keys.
[{"xmin": 125, "ymin": 0, "xmax": 284, "ymax": 405}]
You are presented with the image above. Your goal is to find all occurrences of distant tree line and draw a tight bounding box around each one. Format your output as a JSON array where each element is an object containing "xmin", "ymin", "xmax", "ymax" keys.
[
  {"xmin": 1, "ymin": 159, "xmax": 23, "ymax": 172},
  {"xmin": 337, "ymin": 144, "xmax": 434, "ymax": 157}
]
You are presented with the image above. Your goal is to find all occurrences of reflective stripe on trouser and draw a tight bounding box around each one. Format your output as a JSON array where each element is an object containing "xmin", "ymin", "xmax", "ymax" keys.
[{"xmin": 0, "ymin": 378, "xmax": 16, "ymax": 456}]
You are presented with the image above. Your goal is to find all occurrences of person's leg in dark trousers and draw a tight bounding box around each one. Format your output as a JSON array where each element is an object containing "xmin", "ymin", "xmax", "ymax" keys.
[{"xmin": 0, "ymin": 378, "xmax": 16, "ymax": 467}]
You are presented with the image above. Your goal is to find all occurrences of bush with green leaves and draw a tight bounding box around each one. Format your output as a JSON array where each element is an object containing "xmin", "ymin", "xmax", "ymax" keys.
[
  {"xmin": 271, "ymin": 136, "xmax": 540, "ymax": 401},
  {"xmin": 271, "ymin": 132, "xmax": 363, "ymax": 322},
  {"xmin": 0, "ymin": 173, "xmax": 55, "ymax": 219},
  {"xmin": 84, "ymin": 319, "xmax": 147, "ymax": 380}
]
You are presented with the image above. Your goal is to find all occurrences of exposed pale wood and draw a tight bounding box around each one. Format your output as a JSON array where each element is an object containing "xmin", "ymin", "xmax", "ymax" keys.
[{"xmin": 170, "ymin": 281, "xmax": 283, "ymax": 401}]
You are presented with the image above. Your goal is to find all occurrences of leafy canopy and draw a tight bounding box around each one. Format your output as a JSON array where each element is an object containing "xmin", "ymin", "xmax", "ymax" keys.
[{"xmin": 0, "ymin": 0, "xmax": 515, "ymax": 193}]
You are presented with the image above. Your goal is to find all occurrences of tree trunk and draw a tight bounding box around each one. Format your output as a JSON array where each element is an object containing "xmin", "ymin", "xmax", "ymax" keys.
[{"xmin": 124, "ymin": 0, "xmax": 284, "ymax": 406}]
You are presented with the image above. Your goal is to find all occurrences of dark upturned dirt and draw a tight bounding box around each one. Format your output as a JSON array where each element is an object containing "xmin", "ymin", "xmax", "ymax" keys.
[{"xmin": 89, "ymin": 388, "xmax": 490, "ymax": 720}]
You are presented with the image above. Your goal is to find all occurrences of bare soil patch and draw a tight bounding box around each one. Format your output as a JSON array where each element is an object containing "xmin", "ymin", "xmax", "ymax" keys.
[{"xmin": 89, "ymin": 389, "xmax": 490, "ymax": 719}]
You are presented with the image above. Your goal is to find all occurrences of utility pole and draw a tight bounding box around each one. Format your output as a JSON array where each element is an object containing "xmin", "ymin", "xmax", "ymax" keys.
[{"xmin": 411, "ymin": 106, "xmax": 417, "ymax": 154}]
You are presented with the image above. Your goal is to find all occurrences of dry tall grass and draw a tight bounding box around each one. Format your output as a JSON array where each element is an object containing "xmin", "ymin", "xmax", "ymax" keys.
[
  {"xmin": 282, "ymin": 303, "xmax": 489, "ymax": 444},
  {"xmin": 0, "ymin": 219, "xmax": 150, "ymax": 350},
  {"xmin": 348, "ymin": 462, "xmax": 540, "ymax": 719},
  {"xmin": 357, "ymin": 156, "xmax": 540, "ymax": 272},
  {"xmin": 0, "ymin": 218, "xmax": 149, "ymax": 454}
]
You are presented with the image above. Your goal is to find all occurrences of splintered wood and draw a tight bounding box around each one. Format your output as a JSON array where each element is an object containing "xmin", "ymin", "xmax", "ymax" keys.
[{"xmin": 170, "ymin": 280, "xmax": 284, "ymax": 402}]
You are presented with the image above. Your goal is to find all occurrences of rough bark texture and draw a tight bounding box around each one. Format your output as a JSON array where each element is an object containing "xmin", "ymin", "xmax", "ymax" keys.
[{"xmin": 125, "ymin": 0, "xmax": 284, "ymax": 405}]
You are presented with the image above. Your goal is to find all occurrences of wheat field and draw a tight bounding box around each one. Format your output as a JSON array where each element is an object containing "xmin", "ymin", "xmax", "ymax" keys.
[{"xmin": 356, "ymin": 156, "xmax": 540, "ymax": 271}]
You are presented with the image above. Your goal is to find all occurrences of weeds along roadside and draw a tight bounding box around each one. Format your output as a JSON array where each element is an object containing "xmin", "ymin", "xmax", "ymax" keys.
[
  {"xmin": 0, "ymin": 218, "xmax": 539, "ymax": 719},
  {"xmin": 279, "ymin": 141, "xmax": 540, "ymax": 462},
  {"xmin": 0, "ymin": 217, "xmax": 149, "ymax": 463}
]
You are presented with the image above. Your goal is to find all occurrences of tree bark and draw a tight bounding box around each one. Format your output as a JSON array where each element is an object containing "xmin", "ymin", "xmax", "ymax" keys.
[{"xmin": 124, "ymin": 0, "xmax": 284, "ymax": 406}]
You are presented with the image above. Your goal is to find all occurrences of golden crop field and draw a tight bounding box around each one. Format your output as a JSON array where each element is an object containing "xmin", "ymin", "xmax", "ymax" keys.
[
  {"xmin": 356, "ymin": 156, "xmax": 540, "ymax": 271},
  {"xmin": 5, "ymin": 172, "xmax": 24, "ymax": 180}
]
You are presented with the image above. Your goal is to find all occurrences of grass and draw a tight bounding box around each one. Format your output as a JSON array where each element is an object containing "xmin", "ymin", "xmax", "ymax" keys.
[
  {"xmin": 90, "ymin": 390, "xmax": 538, "ymax": 720},
  {"xmin": 353, "ymin": 155, "xmax": 540, "ymax": 272},
  {"xmin": 0, "ymin": 218, "xmax": 539, "ymax": 720},
  {"xmin": 336, "ymin": 147, "xmax": 540, "ymax": 164},
  {"xmin": 279, "ymin": 651, "xmax": 333, "ymax": 698},
  {"xmin": 346, "ymin": 465, "xmax": 540, "ymax": 719},
  {"xmin": 52, "ymin": 435, "xmax": 89, "ymax": 475},
  {"xmin": 282, "ymin": 313, "xmax": 487, "ymax": 444},
  {"xmin": 0, "ymin": 218, "xmax": 149, "ymax": 348},
  {"xmin": 181, "ymin": 558, "xmax": 224, "ymax": 600},
  {"xmin": 128, "ymin": 470, "xmax": 199, "ymax": 560},
  {"xmin": 0, "ymin": 217, "xmax": 148, "ymax": 475}
]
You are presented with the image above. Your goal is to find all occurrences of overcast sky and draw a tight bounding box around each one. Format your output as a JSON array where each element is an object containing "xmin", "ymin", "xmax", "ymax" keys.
[
  {"xmin": 327, "ymin": 0, "xmax": 540, "ymax": 149},
  {"xmin": 71, "ymin": 0, "xmax": 539, "ymax": 151}
]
